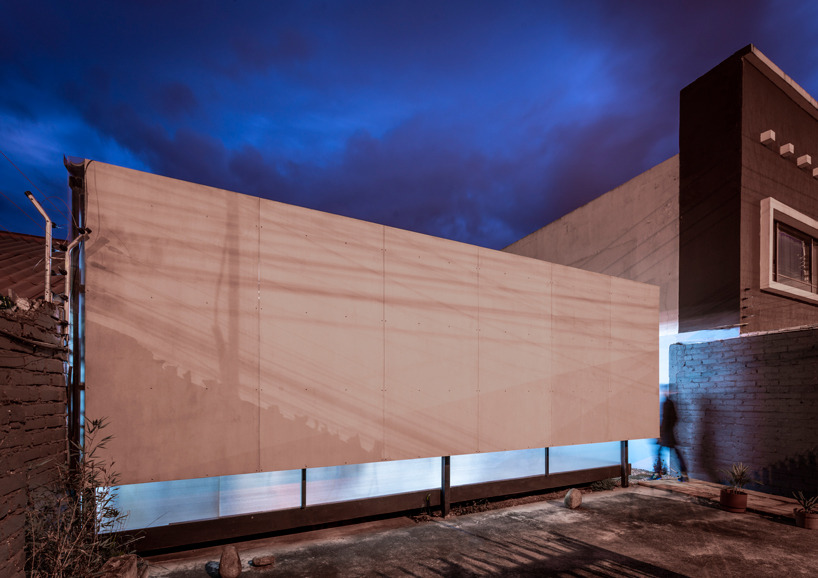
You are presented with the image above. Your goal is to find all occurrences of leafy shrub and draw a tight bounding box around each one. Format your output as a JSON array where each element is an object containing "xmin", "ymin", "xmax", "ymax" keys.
[
  {"xmin": 793, "ymin": 490, "xmax": 818, "ymax": 514},
  {"xmin": 26, "ymin": 418, "xmax": 139, "ymax": 577},
  {"xmin": 719, "ymin": 462, "xmax": 755, "ymax": 494}
]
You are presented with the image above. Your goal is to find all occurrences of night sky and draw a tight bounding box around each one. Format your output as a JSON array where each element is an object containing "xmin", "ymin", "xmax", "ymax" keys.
[{"xmin": 1, "ymin": 1, "xmax": 817, "ymax": 249}]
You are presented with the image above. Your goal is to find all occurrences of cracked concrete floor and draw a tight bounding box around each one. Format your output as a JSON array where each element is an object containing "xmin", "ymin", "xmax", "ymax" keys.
[{"xmin": 147, "ymin": 485, "xmax": 818, "ymax": 577}]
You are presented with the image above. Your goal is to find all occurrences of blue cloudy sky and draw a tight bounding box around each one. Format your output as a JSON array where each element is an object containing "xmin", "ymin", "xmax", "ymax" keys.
[{"xmin": 1, "ymin": 1, "xmax": 817, "ymax": 248}]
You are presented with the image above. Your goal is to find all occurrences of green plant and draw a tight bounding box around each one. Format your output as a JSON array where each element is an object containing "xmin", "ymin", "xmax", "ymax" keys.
[
  {"xmin": 793, "ymin": 490, "xmax": 818, "ymax": 513},
  {"xmin": 719, "ymin": 462, "xmax": 755, "ymax": 494},
  {"xmin": 25, "ymin": 418, "xmax": 140, "ymax": 577},
  {"xmin": 0, "ymin": 295, "xmax": 14, "ymax": 309}
]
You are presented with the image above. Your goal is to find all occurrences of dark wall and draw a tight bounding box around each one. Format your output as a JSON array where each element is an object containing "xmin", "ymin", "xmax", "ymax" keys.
[
  {"xmin": 670, "ymin": 329, "xmax": 818, "ymax": 498},
  {"xmin": 679, "ymin": 49, "xmax": 743, "ymax": 332},
  {"xmin": 740, "ymin": 59, "xmax": 818, "ymax": 333},
  {"xmin": 0, "ymin": 301, "xmax": 68, "ymax": 578}
]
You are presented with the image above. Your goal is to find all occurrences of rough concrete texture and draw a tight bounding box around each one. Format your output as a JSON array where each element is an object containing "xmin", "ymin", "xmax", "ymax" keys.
[{"xmin": 147, "ymin": 486, "xmax": 818, "ymax": 577}]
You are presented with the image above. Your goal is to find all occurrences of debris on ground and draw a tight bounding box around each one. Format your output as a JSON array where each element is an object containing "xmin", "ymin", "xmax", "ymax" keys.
[
  {"xmin": 564, "ymin": 488, "xmax": 583, "ymax": 509},
  {"xmin": 408, "ymin": 486, "xmax": 604, "ymax": 522},
  {"xmin": 219, "ymin": 545, "xmax": 242, "ymax": 578},
  {"xmin": 251, "ymin": 555, "xmax": 275, "ymax": 567}
]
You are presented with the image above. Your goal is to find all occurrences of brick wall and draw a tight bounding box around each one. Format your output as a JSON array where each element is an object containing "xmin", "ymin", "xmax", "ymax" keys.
[
  {"xmin": 670, "ymin": 327, "xmax": 818, "ymax": 498},
  {"xmin": 0, "ymin": 299, "xmax": 68, "ymax": 578}
]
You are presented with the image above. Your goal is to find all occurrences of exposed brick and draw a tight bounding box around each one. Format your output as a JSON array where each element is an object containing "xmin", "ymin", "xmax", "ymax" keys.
[
  {"xmin": 21, "ymin": 322, "xmax": 62, "ymax": 345},
  {"xmin": 0, "ymin": 304, "xmax": 68, "ymax": 570},
  {"xmin": 0, "ymin": 489, "xmax": 25, "ymax": 520},
  {"xmin": 0, "ymin": 474, "xmax": 24, "ymax": 500},
  {"xmin": 673, "ymin": 327, "xmax": 818, "ymax": 497},
  {"xmin": 0, "ymin": 510, "xmax": 24, "ymax": 541}
]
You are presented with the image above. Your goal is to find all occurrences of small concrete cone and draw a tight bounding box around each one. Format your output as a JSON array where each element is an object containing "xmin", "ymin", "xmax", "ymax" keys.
[
  {"xmin": 219, "ymin": 545, "xmax": 242, "ymax": 578},
  {"xmin": 564, "ymin": 488, "xmax": 582, "ymax": 509}
]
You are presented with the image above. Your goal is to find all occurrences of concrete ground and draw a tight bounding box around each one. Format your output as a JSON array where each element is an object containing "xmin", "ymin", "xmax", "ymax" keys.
[{"xmin": 146, "ymin": 484, "xmax": 818, "ymax": 578}]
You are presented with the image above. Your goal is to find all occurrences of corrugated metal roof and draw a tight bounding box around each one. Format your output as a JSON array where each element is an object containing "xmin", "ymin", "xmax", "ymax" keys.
[{"xmin": 0, "ymin": 231, "xmax": 66, "ymax": 300}]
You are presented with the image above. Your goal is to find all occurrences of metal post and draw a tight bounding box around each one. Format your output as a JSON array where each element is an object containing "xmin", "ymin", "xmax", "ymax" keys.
[
  {"xmin": 24, "ymin": 191, "xmax": 52, "ymax": 303},
  {"xmin": 441, "ymin": 456, "xmax": 450, "ymax": 518},
  {"xmin": 301, "ymin": 468, "xmax": 307, "ymax": 509},
  {"xmin": 545, "ymin": 447, "xmax": 550, "ymax": 476},
  {"xmin": 620, "ymin": 440, "xmax": 629, "ymax": 488}
]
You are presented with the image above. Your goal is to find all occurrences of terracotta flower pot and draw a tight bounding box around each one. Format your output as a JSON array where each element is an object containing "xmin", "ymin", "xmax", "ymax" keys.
[
  {"xmin": 794, "ymin": 509, "xmax": 818, "ymax": 529},
  {"xmin": 719, "ymin": 489, "xmax": 748, "ymax": 513}
]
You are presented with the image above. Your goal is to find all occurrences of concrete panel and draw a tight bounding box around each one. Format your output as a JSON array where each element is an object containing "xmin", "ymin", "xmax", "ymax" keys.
[
  {"xmin": 549, "ymin": 266, "xmax": 612, "ymax": 447},
  {"xmin": 84, "ymin": 163, "xmax": 260, "ymax": 485},
  {"xmin": 383, "ymin": 227, "xmax": 479, "ymax": 460},
  {"xmin": 504, "ymin": 156, "xmax": 678, "ymax": 334},
  {"xmin": 608, "ymin": 277, "xmax": 660, "ymax": 442},
  {"xmin": 258, "ymin": 202, "xmax": 385, "ymax": 471},
  {"xmin": 476, "ymin": 249, "xmax": 552, "ymax": 452},
  {"xmin": 83, "ymin": 161, "xmax": 659, "ymax": 485}
]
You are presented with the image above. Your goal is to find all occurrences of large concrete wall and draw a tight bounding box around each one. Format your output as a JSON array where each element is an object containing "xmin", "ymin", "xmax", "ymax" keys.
[
  {"xmin": 677, "ymin": 45, "xmax": 818, "ymax": 334},
  {"xmin": 739, "ymin": 52, "xmax": 818, "ymax": 333},
  {"xmin": 503, "ymin": 156, "xmax": 679, "ymax": 334},
  {"xmin": 678, "ymin": 51, "xmax": 744, "ymax": 333},
  {"xmin": 83, "ymin": 162, "xmax": 659, "ymax": 486}
]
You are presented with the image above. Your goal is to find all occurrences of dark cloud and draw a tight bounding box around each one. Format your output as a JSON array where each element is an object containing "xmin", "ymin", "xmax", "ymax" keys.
[
  {"xmin": 0, "ymin": 0, "xmax": 816, "ymax": 248},
  {"xmin": 233, "ymin": 29, "xmax": 314, "ymax": 72},
  {"xmin": 156, "ymin": 82, "xmax": 199, "ymax": 119}
]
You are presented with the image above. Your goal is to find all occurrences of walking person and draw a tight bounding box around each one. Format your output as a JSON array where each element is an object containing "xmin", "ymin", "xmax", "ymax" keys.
[{"xmin": 652, "ymin": 392, "xmax": 689, "ymax": 481}]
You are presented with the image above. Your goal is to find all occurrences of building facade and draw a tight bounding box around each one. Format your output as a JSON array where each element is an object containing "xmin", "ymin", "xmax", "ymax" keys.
[{"xmin": 505, "ymin": 45, "xmax": 818, "ymax": 495}]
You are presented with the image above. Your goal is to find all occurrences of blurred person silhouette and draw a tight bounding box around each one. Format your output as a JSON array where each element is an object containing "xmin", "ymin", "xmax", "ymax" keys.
[{"xmin": 651, "ymin": 390, "xmax": 688, "ymax": 481}]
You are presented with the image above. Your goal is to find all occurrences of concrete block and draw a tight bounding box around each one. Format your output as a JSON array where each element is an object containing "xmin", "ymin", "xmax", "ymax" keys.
[
  {"xmin": 780, "ymin": 143, "xmax": 795, "ymax": 158},
  {"xmin": 760, "ymin": 129, "xmax": 776, "ymax": 146}
]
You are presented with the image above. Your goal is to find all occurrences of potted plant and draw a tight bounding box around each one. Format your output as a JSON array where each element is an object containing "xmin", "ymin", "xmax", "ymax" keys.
[
  {"xmin": 793, "ymin": 490, "xmax": 818, "ymax": 529},
  {"xmin": 718, "ymin": 462, "xmax": 753, "ymax": 513}
]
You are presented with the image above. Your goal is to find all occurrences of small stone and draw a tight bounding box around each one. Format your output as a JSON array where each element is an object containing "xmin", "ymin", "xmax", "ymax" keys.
[
  {"xmin": 219, "ymin": 545, "xmax": 242, "ymax": 578},
  {"xmin": 564, "ymin": 488, "xmax": 582, "ymax": 509},
  {"xmin": 252, "ymin": 555, "xmax": 275, "ymax": 567},
  {"xmin": 99, "ymin": 554, "xmax": 138, "ymax": 578}
]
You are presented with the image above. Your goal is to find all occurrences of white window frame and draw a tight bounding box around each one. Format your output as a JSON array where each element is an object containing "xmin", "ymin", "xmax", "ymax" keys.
[{"xmin": 761, "ymin": 197, "xmax": 818, "ymax": 305}]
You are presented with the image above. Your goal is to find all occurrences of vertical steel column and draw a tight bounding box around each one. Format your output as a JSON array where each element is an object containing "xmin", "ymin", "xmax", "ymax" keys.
[
  {"xmin": 301, "ymin": 468, "xmax": 307, "ymax": 509},
  {"xmin": 441, "ymin": 456, "xmax": 451, "ymax": 517},
  {"xmin": 545, "ymin": 447, "xmax": 550, "ymax": 476},
  {"xmin": 620, "ymin": 440, "xmax": 629, "ymax": 488}
]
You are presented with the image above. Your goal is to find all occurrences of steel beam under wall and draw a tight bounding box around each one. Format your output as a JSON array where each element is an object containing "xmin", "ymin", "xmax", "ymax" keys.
[{"xmin": 123, "ymin": 464, "xmax": 627, "ymax": 554}]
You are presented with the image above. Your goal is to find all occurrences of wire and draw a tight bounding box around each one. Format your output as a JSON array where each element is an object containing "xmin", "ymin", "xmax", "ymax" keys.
[
  {"xmin": 0, "ymin": 149, "xmax": 79, "ymax": 229},
  {"xmin": 0, "ymin": 188, "xmax": 45, "ymax": 232}
]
